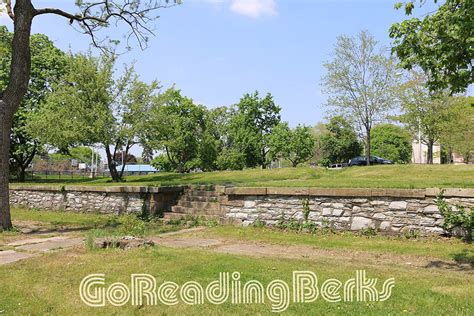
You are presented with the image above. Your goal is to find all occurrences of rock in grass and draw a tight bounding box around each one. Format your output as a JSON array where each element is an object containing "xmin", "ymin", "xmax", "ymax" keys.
[{"xmin": 93, "ymin": 236, "xmax": 154, "ymax": 250}]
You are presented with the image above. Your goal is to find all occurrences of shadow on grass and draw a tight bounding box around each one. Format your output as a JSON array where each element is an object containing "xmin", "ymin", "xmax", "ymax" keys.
[{"xmin": 425, "ymin": 248, "xmax": 474, "ymax": 271}]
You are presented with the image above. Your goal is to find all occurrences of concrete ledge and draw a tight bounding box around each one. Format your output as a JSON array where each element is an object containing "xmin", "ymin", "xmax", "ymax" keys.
[
  {"xmin": 267, "ymin": 187, "xmax": 309, "ymax": 196},
  {"xmin": 10, "ymin": 185, "xmax": 474, "ymax": 198},
  {"xmin": 10, "ymin": 185, "xmax": 184, "ymax": 194},
  {"xmin": 226, "ymin": 187, "xmax": 427, "ymax": 198},
  {"xmin": 308, "ymin": 188, "xmax": 372, "ymax": 197},
  {"xmin": 370, "ymin": 189, "xmax": 425, "ymax": 199},
  {"xmin": 425, "ymin": 188, "xmax": 474, "ymax": 198},
  {"xmin": 225, "ymin": 187, "xmax": 267, "ymax": 195}
]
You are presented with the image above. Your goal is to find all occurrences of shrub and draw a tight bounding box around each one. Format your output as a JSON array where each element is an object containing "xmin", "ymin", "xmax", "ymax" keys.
[
  {"xmin": 360, "ymin": 227, "xmax": 377, "ymax": 237},
  {"xmin": 301, "ymin": 198, "xmax": 310, "ymax": 221},
  {"xmin": 436, "ymin": 193, "xmax": 473, "ymax": 242},
  {"xmin": 118, "ymin": 214, "xmax": 147, "ymax": 237},
  {"xmin": 253, "ymin": 218, "xmax": 266, "ymax": 228}
]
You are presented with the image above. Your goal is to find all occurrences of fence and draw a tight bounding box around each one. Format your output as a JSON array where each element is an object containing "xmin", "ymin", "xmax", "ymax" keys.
[{"xmin": 10, "ymin": 170, "xmax": 110, "ymax": 182}]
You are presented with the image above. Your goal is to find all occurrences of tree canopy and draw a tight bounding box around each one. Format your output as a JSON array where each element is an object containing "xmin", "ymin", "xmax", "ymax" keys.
[
  {"xmin": 319, "ymin": 116, "xmax": 362, "ymax": 166},
  {"xmin": 390, "ymin": 0, "xmax": 474, "ymax": 93},
  {"xmin": 371, "ymin": 123, "xmax": 412, "ymax": 164},
  {"xmin": 29, "ymin": 53, "xmax": 159, "ymax": 181},
  {"xmin": 0, "ymin": 26, "xmax": 67, "ymax": 181},
  {"xmin": 227, "ymin": 92, "xmax": 281, "ymax": 169},
  {"xmin": 268, "ymin": 123, "xmax": 315, "ymax": 167}
]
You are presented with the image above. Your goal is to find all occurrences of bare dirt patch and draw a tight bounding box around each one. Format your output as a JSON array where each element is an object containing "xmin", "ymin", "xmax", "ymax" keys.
[{"xmin": 152, "ymin": 235, "xmax": 473, "ymax": 274}]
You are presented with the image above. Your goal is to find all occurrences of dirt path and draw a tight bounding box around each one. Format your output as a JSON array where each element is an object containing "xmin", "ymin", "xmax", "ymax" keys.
[{"xmin": 151, "ymin": 233, "xmax": 473, "ymax": 274}]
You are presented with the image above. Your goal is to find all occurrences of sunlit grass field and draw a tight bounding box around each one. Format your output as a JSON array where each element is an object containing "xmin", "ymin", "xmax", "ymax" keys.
[{"xmin": 12, "ymin": 164, "xmax": 474, "ymax": 188}]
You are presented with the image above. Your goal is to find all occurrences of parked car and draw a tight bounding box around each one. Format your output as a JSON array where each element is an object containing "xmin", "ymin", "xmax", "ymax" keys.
[
  {"xmin": 372, "ymin": 156, "xmax": 394, "ymax": 164},
  {"xmin": 348, "ymin": 156, "xmax": 393, "ymax": 166}
]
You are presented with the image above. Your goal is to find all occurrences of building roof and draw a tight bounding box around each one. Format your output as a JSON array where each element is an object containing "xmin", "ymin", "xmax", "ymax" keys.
[{"xmin": 116, "ymin": 164, "xmax": 158, "ymax": 172}]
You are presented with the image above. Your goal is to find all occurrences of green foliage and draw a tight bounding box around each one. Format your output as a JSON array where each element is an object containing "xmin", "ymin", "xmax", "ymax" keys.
[
  {"xmin": 216, "ymin": 147, "xmax": 246, "ymax": 171},
  {"xmin": 0, "ymin": 26, "xmax": 67, "ymax": 181},
  {"xmin": 390, "ymin": 0, "xmax": 474, "ymax": 93},
  {"xmin": 403, "ymin": 228, "xmax": 420, "ymax": 240},
  {"xmin": 371, "ymin": 124, "xmax": 412, "ymax": 163},
  {"xmin": 436, "ymin": 192, "xmax": 473, "ymax": 242},
  {"xmin": 397, "ymin": 73, "xmax": 458, "ymax": 163},
  {"xmin": 118, "ymin": 214, "xmax": 148, "ymax": 237},
  {"xmin": 144, "ymin": 88, "xmax": 207, "ymax": 173},
  {"xmin": 28, "ymin": 53, "xmax": 158, "ymax": 181},
  {"xmin": 319, "ymin": 116, "xmax": 362, "ymax": 164},
  {"xmin": 268, "ymin": 123, "xmax": 315, "ymax": 167},
  {"xmin": 252, "ymin": 218, "xmax": 266, "ymax": 228},
  {"xmin": 439, "ymin": 97, "xmax": 474, "ymax": 163},
  {"xmin": 301, "ymin": 198, "xmax": 310, "ymax": 221},
  {"xmin": 226, "ymin": 91, "xmax": 281, "ymax": 169},
  {"xmin": 360, "ymin": 227, "xmax": 377, "ymax": 237}
]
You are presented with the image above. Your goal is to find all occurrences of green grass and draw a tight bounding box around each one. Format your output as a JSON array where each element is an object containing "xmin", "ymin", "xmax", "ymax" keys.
[
  {"xmin": 0, "ymin": 245, "xmax": 472, "ymax": 314},
  {"xmin": 1, "ymin": 209, "xmax": 473, "ymax": 314},
  {"xmin": 6, "ymin": 208, "xmax": 188, "ymax": 241},
  {"xmin": 11, "ymin": 164, "xmax": 474, "ymax": 188},
  {"xmin": 11, "ymin": 208, "xmax": 117, "ymax": 229}
]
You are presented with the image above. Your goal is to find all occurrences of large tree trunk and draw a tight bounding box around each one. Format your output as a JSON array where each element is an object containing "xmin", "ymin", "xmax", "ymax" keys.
[
  {"xmin": 365, "ymin": 128, "xmax": 371, "ymax": 166},
  {"xmin": 0, "ymin": 0, "xmax": 34, "ymax": 230},
  {"xmin": 0, "ymin": 105, "xmax": 13, "ymax": 230}
]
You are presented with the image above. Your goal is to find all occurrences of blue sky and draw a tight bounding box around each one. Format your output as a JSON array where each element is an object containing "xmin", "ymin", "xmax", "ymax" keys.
[{"xmin": 2, "ymin": 0, "xmax": 437, "ymax": 129}]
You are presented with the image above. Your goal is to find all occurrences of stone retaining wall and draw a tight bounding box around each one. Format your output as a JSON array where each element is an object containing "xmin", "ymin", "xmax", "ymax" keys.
[
  {"xmin": 221, "ymin": 188, "xmax": 474, "ymax": 235},
  {"xmin": 9, "ymin": 185, "xmax": 474, "ymax": 235},
  {"xmin": 9, "ymin": 185, "xmax": 183, "ymax": 215}
]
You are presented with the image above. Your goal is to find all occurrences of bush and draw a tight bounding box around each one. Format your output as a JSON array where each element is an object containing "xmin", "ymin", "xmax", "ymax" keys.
[
  {"xmin": 118, "ymin": 214, "xmax": 148, "ymax": 237},
  {"xmin": 436, "ymin": 192, "xmax": 473, "ymax": 242}
]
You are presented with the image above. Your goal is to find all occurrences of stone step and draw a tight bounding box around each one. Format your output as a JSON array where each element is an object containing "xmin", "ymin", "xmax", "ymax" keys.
[
  {"xmin": 188, "ymin": 184, "xmax": 216, "ymax": 191},
  {"xmin": 177, "ymin": 200, "xmax": 220, "ymax": 210},
  {"xmin": 162, "ymin": 212, "xmax": 221, "ymax": 221},
  {"xmin": 188, "ymin": 190, "xmax": 219, "ymax": 197},
  {"xmin": 181, "ymin": 195, "xmax": 218, "ymax": 203},
  {"xmin": 171, "ymin": 206, "xmax": 223, "ymax": 215}
]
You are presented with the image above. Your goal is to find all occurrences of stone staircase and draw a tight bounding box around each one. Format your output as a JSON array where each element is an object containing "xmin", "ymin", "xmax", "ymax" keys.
[{"xmin": 162, "ymin": 186, "xmax": 224, "ymax": 221}]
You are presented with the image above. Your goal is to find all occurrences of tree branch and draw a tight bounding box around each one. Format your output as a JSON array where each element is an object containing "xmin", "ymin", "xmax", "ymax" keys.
[
  {"xmin": 33, "ymin": 1, "xmax": 179, "ymax": 52},
  {"xmin": 5, "ymin": 0, "xmax": 14, "ymax": 20}
]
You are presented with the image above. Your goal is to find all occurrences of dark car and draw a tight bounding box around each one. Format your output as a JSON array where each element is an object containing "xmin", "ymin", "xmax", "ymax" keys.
[
  {"xmin": 372, "ymin": 156, "xmax": 394, "ymax": 164},
  {"xmin": 348, "ymin": 156, "xmax": 393, "ymax": 166}
]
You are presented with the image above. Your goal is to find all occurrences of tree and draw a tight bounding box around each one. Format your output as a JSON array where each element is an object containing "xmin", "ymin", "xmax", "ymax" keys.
[
  {"xmin": 268, "ymin": 123, "xmax": 315, "ymax": 167},
  {"xmin": 0, "ymin": 0, "xmax": 179, "ymax": 230},
  {"xmin": 311, "ymin": 122, "xmax": 329, "ymax": 164},
  {"xmin": 398, "ymin": 73, "xmax": 454, "ymax": 164},
  {"xmin": 370, "ymin": 124, "xmax": 412, "ymax": 164},
  {"xmin": 228, "ymin": 91, "xmax": 281, "ymax": 168},
  {"xmin": 390, "ymin": 1, "xmax": 474, "ymax": 93},
  {"xmin": 29, "ymin": 54, "xmax": 159, "ymax": 181},
  {"xmin": 322, "ymin": 30, "xmax": 399, "ymax": 166},
  {"xmin": 0, "ymin": 27, "xmax": 67, "ymax": 182},
  {"xmin": 145, "ymin": 88, "xmax": 206, "ymax": 173},
  {"xmin": 319, "ymin": 116, "xmax": 362, "ymax": 166},
  {"xmin": 439, "ymin": 97, "xmax": 474, "ymax": 163}
]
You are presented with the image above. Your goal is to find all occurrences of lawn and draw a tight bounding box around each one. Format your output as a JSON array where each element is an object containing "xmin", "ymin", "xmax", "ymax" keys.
[
  {"xmin": 0, "ymin": 209, "xmax": 473, "ymax": 314},
  {"xmin": 11, "ymin": 164, "xmax": 474, "ymax": 188}
]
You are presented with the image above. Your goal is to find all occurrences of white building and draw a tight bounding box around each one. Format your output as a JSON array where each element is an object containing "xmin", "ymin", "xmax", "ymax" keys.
[{"xmin": 411, "ymin": 140, "xmax": 441, "ymax": 164}]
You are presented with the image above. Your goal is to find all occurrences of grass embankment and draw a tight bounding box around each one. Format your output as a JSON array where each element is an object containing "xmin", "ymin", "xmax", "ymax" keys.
[{"xmin": 11, "ymin": 164, "xmax": 474, "ymax": 188}]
